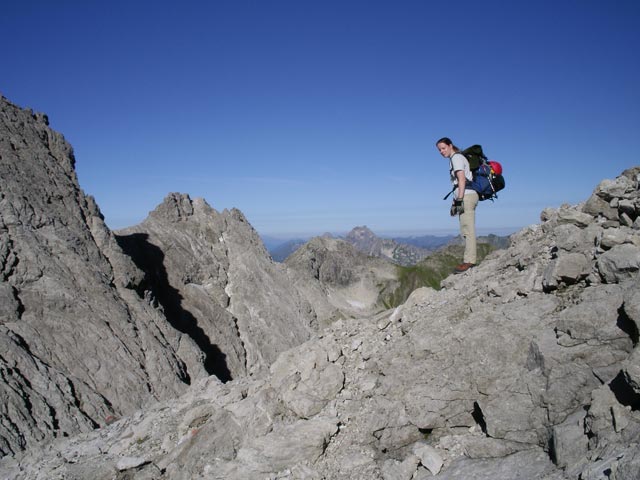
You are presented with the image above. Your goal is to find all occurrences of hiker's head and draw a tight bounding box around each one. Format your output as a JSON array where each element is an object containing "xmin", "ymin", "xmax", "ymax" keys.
[{"xmin": 436, "ymin": 137, "xmax": 459, "ymax": 158}]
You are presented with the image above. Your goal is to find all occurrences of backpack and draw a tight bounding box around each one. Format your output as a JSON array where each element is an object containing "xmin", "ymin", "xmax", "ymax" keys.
[{"xmin": 444, "ymin": 144, "xmax": 505, "ymax": 201}]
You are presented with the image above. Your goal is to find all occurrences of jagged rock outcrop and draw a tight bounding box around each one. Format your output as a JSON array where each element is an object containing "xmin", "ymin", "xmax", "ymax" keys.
[
  {"xmin": 285, "ymin": 235, "xmax": 399, "ymax": 324},
  {"xmin": 116, "ymin": 193, "xmax": 318, "ymax": 379},
  {"xmin": 0, "ymin": 96, "xmax": 321, "ymax": 460},
  {"xmin": 5, "ymin": 168, "xmax": 639, "ymax": 479},
  {"xmin": 346, "ymin": 226, "xmax": 431, "ymax": 266},
  {"xmin": 0, "ymin": 96, "xmax": 209, "ymax": 456}
]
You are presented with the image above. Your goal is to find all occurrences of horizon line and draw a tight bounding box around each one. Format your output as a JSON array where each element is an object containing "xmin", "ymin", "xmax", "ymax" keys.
[{"xmin": 259, "ymin": 225, "xmax": 523, "ymax": 240}]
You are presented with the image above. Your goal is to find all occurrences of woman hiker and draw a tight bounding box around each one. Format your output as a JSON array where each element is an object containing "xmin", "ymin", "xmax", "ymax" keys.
[{"xmin": 436, "ymin": 137, "xmax": 478, "ymax": 274}]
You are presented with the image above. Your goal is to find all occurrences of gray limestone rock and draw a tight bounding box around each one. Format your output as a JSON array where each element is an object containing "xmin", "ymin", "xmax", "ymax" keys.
[
  {"xmin": 433, "ymin": 448, "xmax": 566, "ymax": 480},
  {"xmin": 117, "ymin": 193, "xmax": 318, "ymax": 379},
  {"xmin": 543, "ymin": 252, "xmax": 591, "ymax": 290},
  {"xmin": 412, "ymin": 442, "xmax": 444, "ymax": 475},
  {"xmin": 581, "ymin": 384, "xmax": 640, "ymax": 480},
  {"xmin": 0, "ymin": 96, "xmax": 204, "ymax": 456},
  {"xmin": 616, "ymin": 447, "xmax": 640, "ymax": 480},
  {"xmin": 595, "ymin": 176, "xmax": 636, "ymax": 201},
  {"xmin": 622, "ymin": 278, "xmax": 640, "ymax": 336},
  {"xmin": 583, "ymin": 193, "xmax": 619, "ymax": 221},
  {"xmin": 552, "ymin": 223, "xmax": 600, "ymax": 253},
  {"xmin": 597, "ymin": 244, "xmax": 640, "ymax": 283},
  {"xmin": 600, "ymin": 227, "xmax": 640, "ymax": 250},
  {"xmin": 620, "ymin": 211, "xmax": 634, "ymax": 227},
  {"xmin": 551, "ymin": 409, "xmax": 589, "ymax": 470},
  {"xmin": 618, "ymin": 199, "xmax": 637, "ymax": 219},
  {"xmin": 270, "ymin": 338, "xmax": 345, "ymax": 418},
  {"xmin": 556, "ymin": 207, "xmax": 595, "ymax": 228},
  {"xmin": 458, "ymin": 435, "xmax": 528, "ymax": 459},
  {"xmin": 381, "ymin": 455, "xmax": 420, "ymax": 480},
  {"xmin": 233, "ymin": 416, "xmax": 339, "ymax": 474}
]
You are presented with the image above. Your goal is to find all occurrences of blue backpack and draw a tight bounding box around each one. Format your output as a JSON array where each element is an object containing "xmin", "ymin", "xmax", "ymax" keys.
[
  {"xmin": 444, "ymin": 145, "xmax": 505, "ymax": 201},
  {"xmin": 469, "ymin": 160, "xmax": 505, "ymax": 201}
]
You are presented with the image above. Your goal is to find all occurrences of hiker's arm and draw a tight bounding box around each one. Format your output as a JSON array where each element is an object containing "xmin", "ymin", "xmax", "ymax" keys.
[{"xmin": 455, "ymin": 170, "xmax": 466, "ymax": 199}]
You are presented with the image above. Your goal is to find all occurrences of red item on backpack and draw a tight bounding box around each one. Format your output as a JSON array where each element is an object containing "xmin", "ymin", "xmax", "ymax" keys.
[{"xmin": 488, "ymin": 160, "xmax": 502, "ymax": 175}]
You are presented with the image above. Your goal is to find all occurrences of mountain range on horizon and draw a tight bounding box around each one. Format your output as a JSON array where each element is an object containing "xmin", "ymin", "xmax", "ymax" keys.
[{"xmin": 266, "ymin": 226, "xmax": 510, "ymax": 264}]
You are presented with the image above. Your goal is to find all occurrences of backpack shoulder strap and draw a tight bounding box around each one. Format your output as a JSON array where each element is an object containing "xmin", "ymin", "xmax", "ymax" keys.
[
  {"xmin": 450, "ymin": 152, "xmax": 467, "ymax": 169},
  {"xmin": 443, "ymin": 187, "xmax": 456, "ymax": 200}
]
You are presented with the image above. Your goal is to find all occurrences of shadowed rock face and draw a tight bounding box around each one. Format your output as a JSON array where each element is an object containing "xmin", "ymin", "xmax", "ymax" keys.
[
  {"xmin": 114, "ymin": 230, "xmax": 233, "ymax": 382},
  {"xmin": 0, "ymin": 96, "xmax": 208, "ymax": 456},
  {"xmin": 116, "ymin": 193, "xmax": 318, "ymax": 379}
]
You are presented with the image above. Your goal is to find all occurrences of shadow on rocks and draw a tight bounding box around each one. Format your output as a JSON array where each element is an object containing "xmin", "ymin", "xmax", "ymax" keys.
[{"xmin": 116, "ymin": 233, "xmax": 232, "ymax": 383}]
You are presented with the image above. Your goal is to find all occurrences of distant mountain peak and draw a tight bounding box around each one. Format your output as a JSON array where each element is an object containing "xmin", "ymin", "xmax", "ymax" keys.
[
  {"xmin": 346, "ymin": 225, "xmax": 375, "ymax": 240},
  {"xmin": 344, "ymin": 225, "xmax": 430, "ymax": 266}
]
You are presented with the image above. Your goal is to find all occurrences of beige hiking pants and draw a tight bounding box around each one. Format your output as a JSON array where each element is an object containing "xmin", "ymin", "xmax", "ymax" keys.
[{"xmin": 459, "ymin": 190, "xmax": 479, "ymax": 264}]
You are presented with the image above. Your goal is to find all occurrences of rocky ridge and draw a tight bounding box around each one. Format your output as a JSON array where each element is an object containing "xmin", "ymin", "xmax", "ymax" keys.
[
  {"xmin": 0, "ymin": 96, "xmax": 212, "ymax": 457},
  {"xmin": 2, "ymin": 150, "xmax": 639, "ymax": 479},
  {"xmin": 0, "ymin": 96, "xmax": 328, "ymax": 459},
  {"xmin": 116, "ymin": 194, "xmax": 318, "ymax": 379},
  {"xmin": 346, "ymin": 226, "xmax": 432, "ymax": 266}
]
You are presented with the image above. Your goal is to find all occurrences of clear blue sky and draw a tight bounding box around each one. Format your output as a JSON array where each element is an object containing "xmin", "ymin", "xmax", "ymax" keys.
[{"xmin": 2, "ymin": 0, "xmax": 639, "ymax": 238}]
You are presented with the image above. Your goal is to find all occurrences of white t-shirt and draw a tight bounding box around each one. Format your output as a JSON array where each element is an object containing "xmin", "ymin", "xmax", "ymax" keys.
[{"xmin": 449, "ymin": 153, "xmax": 473, "ymax": 193}]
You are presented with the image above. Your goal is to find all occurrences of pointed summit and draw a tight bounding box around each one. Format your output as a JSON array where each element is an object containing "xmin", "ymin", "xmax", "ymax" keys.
[{"xmin": 345, "ymin": 226, "xmax": 431, "ymax": 266}]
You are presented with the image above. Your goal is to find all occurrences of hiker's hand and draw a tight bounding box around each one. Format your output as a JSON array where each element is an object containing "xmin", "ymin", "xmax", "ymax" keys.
[{"xmin": 450, "ymin": 199, "xmax": 464, "ymax": 216}]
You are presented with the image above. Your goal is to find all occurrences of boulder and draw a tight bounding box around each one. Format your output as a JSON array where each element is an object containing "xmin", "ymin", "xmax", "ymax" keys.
[
  {"xmin": 551, "ymin": 409, "xmax": 588, "ymax": 469},
  {"xmin": 412, "ymin": 442, "xmax": 444, "ymax": 475},
  {"xmin": 583, "ymin": 194, "xmax": 619, "ymax": 221},
  {"xmin": 600, "ymin": 227, "xmax": 640, "ymax": 250},
  {"xmin": 595, "ymin": 176, "xmax": 636, "ymax": 201},
  {"xmin": 556, "ymin": 208, "xmax": 595, "ymax": 228},
  {"xmin": 597, "ymin": 244, "xmax": 640, "ymax": 283},
  {"xmin": 543, "ymin": 252, "xmax": 591, "ymax": 290}
]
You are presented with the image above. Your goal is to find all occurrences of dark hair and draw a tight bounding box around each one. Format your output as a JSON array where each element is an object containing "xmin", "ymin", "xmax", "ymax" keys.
[{"xmin": 436, "ymin": 137, "xmax": 460, "ymax": 152}]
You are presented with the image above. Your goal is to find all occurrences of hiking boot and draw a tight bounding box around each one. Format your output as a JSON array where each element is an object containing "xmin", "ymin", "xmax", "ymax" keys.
[{"xmin": 453, "ymin": 262, "xmax": 475, "ymax": 274}]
